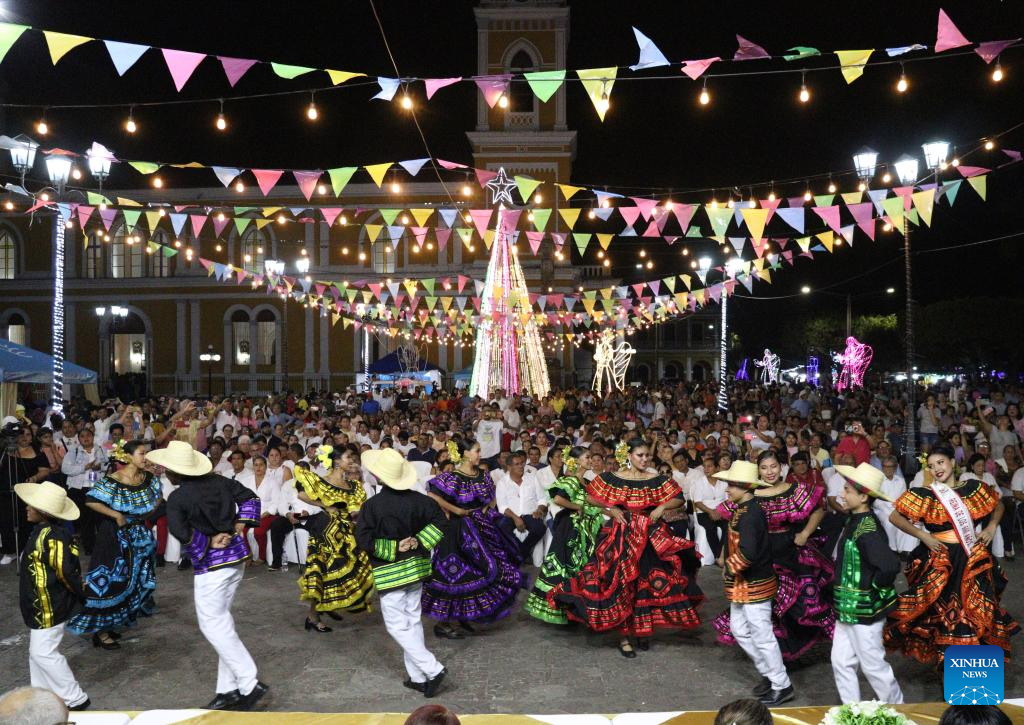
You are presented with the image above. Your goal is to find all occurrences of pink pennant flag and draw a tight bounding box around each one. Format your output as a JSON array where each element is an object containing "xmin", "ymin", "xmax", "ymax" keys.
[
  {"xmin": 501, "ymin": 209, "xmax": 522, "ymax": 231},
  {"xmin": 474, "ymin": 168, "xmax": 498, "ymax": 187},
  {"xmin": 935, "ymin": 9, "xmax": 971, "ymax": 53},
  {"xmin": 190, "ymin": 214, "xmax": 207, "ymax": 237},
  {"xmin": 425, "ymin": 77, "xmax": 462, "ymax": 99},
  {"xmin": 956, "ymin": 165, "xmax": 991, "ymax": 178},
  {"xmin": 252, "ymin": 169, "xmax": 284, "ymax": 196},
  {"xmin": 975, "ymin": 39, "xmax": 1018, "ymax": 64},
  {"xmin": 526, "ymin": 231, "xmax": 545, "ymax": 254},
  {"xmin": 641, "ymin": 223, "xmax": 661, "ymax": 237},
  {"xmin": 812, "ymin": 205, "xmax": 842, "ymax": 234},
  {"xmin": 161, "ymin": 48, "xmax": 206, "ymax": 92},
  {"xmin": 734, "ymin": 35, "xmax": 769, "ymax": 61},
  {"xmin": 320, "ymin": 207, "xmax": 343, "ymax": 226},
  {"xmin": 672, "ymin": 203, "xmax": 698, "ymax": 230},
  {"xmin": 435, "ymin": 228, "xmax": 451, "ymax": 252},
  {"xmin": 1002, "ymin": 149, "xmax": 1022, "ymax": 163},
  {"xmin": 235, "ymin": 268, "xmax": 249, "ymax": 284},
  {"xmin": 848, "ymin": 202, "xmax": 876, "ymax": 240},
  {"xmin": 212, "ymin": 215, "xmax": 230, "ymax": 237},
  {"xmin": 619, "ymin": 207, "xmax": 642, "ymax": 226},
  {"xmin": 76, "ymin": 205, "xmax": 95, "ymax": 228},
  {"xmin": 681, "ymin": 57, "xmax": 719, "ymax": 80},
  {"xmin": 759, "ymin": 197, "xmax": 782, "ymax": 222},
  {"xmin": 437, "ymin": 159, "xmax": 468, "ymax": 170},
  {"xmin": 410, "ymin": 227, "xmax": 429, "ymax": 244},
  {"xmin": 469, "ymin": 209, "xmax": 492, "ymax": 237},
  {"xmin": 217, "ymin": 56, "xmax": 257, "ymax": 86},
  {"xmin": 292, "ymin": 171, "xmax": 321, "ymax": 201},
  {"xmin": 629, "ymin": 197, "xmax": 659, "ymax": 220},
  {"xmin": 474, "ymin": 74, "xmax": 512, "ymax": 108},
  {"xmin": 892, "ymin": 186, "xmax": 915, "ymax": 211}
]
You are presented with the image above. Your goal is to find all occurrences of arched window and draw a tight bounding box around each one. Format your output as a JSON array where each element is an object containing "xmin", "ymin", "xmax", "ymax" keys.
[
  {"xmin": 508, "ymin": 50, "xmax": 535, "ymax": 112},
  {"xmin": 241, "ymin": 228, "xmax": 265, "ymax": 274},
  {"xmin": 110, "ymin": 225, "xmax": 144, "ymax": 278},
  {"xmin": 231, "ymin": 309, "xmax": 251, "ymax": 365},
  {"xmin": 0, "ymin": 229, "xmax": 16, "ymax": 279},
  {"xmin": 635, "ymin": 363, "xmax": 651, "ymax": 383},
  {"xmin": 149, "ymin": 230, "xmax": 172, "ymax": 277},
  {"xmin": 3, "ymin": 312, "xmax": 26, "ymax": 345},
  {"xmin": 255, "ymin": 309, "xmax": 277, "ymax": 365},
  {"xmin": 85, "ymin": 231, "xmax": 104, "ymax": 279},
  {"xmin": 664, "ymin": 362, "xmax": 680, "ymax": 380},
  {"xmin": 373, "ymin": 240, "xmax": 395, "ymax": 274}
]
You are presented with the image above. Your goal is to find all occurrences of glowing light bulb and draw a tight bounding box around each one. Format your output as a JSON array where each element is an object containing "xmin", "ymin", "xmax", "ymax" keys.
[
  {"xmin": 984, "ymin": 139, "xmax": 995, "ymax": 150},
  {"xmin": 527, "ymin": 212, "xmax": 534, "ymax": 222},
  {"xmin": 681, "ymin": 247, "xmax": 689, "ymax": 256},
  {"xmin": 603, "ymin": 259, "xmax": 611, "ymax": 267},
  {"xmin": 306, "ymin": 100, "xmax": 319, "ymax": 120},
  {"xmin": 36, "ymin": 118, "xmax": 48, "ymax": 135},
  {"xmin": 277, "ymin": 214, "xmax": 286, "ymax": 224},
  {"xmin": 215, "ymin": 113, "xmax": 227, "ymax": 131},
  {"xmin": 857, "ymin": 181, "xmax": 866, "ymax": 191},
  {"xmin": 803, "ymin": 190, "xmax": 812, "ymax": 202},
  {"xmin": 587, "ymin": 210, "xmax": 596, "ymax": 219},
  {"xmin": 215, "ymin": 244, "xmax": 222, "ymax": 252},
  {"xmin": 152, "ymin": 176, "xmax": 163, "ymax": 188},
  {"xmin": 339, "ymin": 215, "xmax": 348, "ymax": 225},
  {"xmin": 639, "ymin": 249, "xmax": 646, "ymax": 258},
  {"xmin": 710, "ymin": 198, "xmax": 718, "ymax": 209},
  {"xmin": 244, "ymin": 253, "xmax": 251, "ymax": 262},
  {"xmin": 897, "ymin": 74, "xmax": 908, "ymax": 93},
  {"xmin": 234, "ymin": 180, "xmax": 244, "ymax": 193},
  {"xmin": 883, "ymin": 222, "xmax": 893, "ymax": 232},
  {"xmin": 951, "ymin": 158, "xmax": 960, "ymax": 167},
  {"xmin": 768, "ymin": 192, "xmax": 776, "ymax": 202},
  {"xmin": 125, "ymin": 113, "xmax": 138, "ymax": 134},
  {"xmin": 992, "ymin": 62, "xmax": 1004, "ymax": 82},
  {"xmin": 358, "ymin": 252, "xmax": 367, "ymax": 261},
  {"xmin": 401, "ymin": 215, "xmax": 410, "ymax": 225},
  {"xmin": 341, "ymin": 246, "xmax": 349, "ymax": 255},
  {"xmin": 317, "ymin": 184, "xmax": 327, "ymax": 195},
  {"xmin": 40, "ymin": 193, "xmax": 50, "ymax": 202},
  {"xmin": 799, "ymin": 84, "xmax": 810, "ymax": 103},
  {"xmin": 158, "ymin": 209, "xmax": 166, "ymax": 217},
  {"xmin": 497, "ymin": 93, "xmax": 509, "ymax": 109},
  {"xmin": 390, "ymin": 181, "xmax": 401, "ymax": 194},
  {"xmin": 882, "ymin": 172, "xmax": 892, "ymax": 184},
  {"xmin": 216, "ymin": 212, "xmax": 225, "ymax": 221},
  {"xmin": 3, "ymin": 201, "xmax": 13, "ymax": 211},
  {"xmin": 727, "ymin": 199, "xmax": 735, "ymax": 209},
  {"xmin": 400, "ymin": 94, "xmax": 413, "ymax": 110},
  {"xmin": 596, "ymin": 91, "xmax": 610, "ymax": 115},
  {"xmin": 71, "ymin": 168, "xmax": 82, "ymax": 180},
  {"xmin": 699, "ymin": 88, "xmax": 710, "ymax": 106},
  {"xmin": 533, "ymin": 192, "xmax": 542, "ymax": 204},
  {"xmin": 461, "ymin": 184, "xmax": 472, "ymax": 197},
  {"xmin": 828, "ymin": 182, "xmax": 837, "ymax": 194}
]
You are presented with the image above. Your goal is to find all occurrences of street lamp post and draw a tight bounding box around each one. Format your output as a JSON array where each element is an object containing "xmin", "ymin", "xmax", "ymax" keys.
[
  {"xmin": 44, "ymin": 151, "xmax": 73, "ymax": 414},
  {"xmin": 295, "ymin": 257, "xmax": 310, "ymax": 392},
  {"xmin": 718, "ymin": 258, "xmax": 743, "ymax": 411},
  {"xmin": 199, "ymin": 345, "xmax": 222, "ymax": 396},
  {"xmin": 894, "ymin": 153, "xmax": 921, "ymax": 471}
]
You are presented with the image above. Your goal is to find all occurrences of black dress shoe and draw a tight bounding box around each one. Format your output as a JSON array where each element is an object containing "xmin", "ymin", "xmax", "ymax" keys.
[
  {"xmin": 69, "ymin": 698, "xmax": 91, "ymax": 711},
  {"xmin": 618, "ymin": 642, "xmax": 637, "ymax": 658},
  {"xmin": 203, "ymin": 690, "xmax": 241, "ymax": 710},
  {"xmin": 91, "ymin": 634, "xmax": 120, "ymax": 650},
  {"xmin": 305, "ymin": 618, "xmax": 332, "ymax": 633},
  {"xmin": 107, "ymin": 631, "xmax": 122, "ymax": 641},
  {"xmin": 403, "ymin": 679, "xmax": 425, "ymax": 693},
  {"xmin": 434, "ymin": 624, "xmax": 464, "ymax": 640},
  {"xmin": 636, "ymin": 638, "xmax": 650, "ymax": 652},
  {"xmin": 457, "ymin": 620, "xmax": 476, "ymax": 634},
  {"xmin": 177, "ymin": 558, "xmax": 192, "ymax": 571},
  {"xmin": 423, "ymin": 668, "xmax": 447, "ymax": 698},
  {"xmin": 759, "ymin": 685, "xmax": 795, "ymax": 706},
  {"xmin": 325, "ymin": 610, "xmax": 344, "ymax": 621},
  {"xmin": 752, "ymin": 677, "xmax": 772, "ymax": 697},
  {"xmin": 235, "ymin": 682, "xmax": 269, "ymax": 711}
]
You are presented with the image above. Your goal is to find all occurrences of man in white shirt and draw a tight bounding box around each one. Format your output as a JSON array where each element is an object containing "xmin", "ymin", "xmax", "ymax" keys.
[
  {"xmin": 690, "ymin": 458, "xmax": 728, "ymax": 558},
  {"xmin": 494, "ymin": 451, "xmax": 548, "ymax": 560},
  {"xmin": 60, "ymin": 428, "xmax": 108, "ymax": 554},
  {"xmin": 53, "ymin": 418, "xmax": 79, "ymax": 455},
  {"xmin": 475, "ymin": 405, "xmax": 504, "ymax": 469},
  {"xmin": 213, "ymin": 400, "xmax": 239, "ymax": 437},
  {"xmin": 874, "ymin": 456, "xmax": 917, "ymax": 555}
]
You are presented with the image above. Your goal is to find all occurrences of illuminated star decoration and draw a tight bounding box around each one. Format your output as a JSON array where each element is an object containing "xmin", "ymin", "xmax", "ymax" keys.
[
  {"xmin": 835, "ymin": 336, "xmax": 874, "ymax": 391},
  {"xmin": 484, "ymin": 166, "xmax": 517, "ymax": 207}
]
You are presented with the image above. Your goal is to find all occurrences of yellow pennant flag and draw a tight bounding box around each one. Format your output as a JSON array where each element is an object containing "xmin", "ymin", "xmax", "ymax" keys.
[
  {"xmin": 817, "ymin": 231, "xmax": 834, "ymax": 252},
  {"xmin": 740, "ymin": 208, "xmax": 768, "ymax": 241},
  {"xmin": 597, "ymin": 233, "xmax": 614, "ymax": 250},
  {"xmin": 576, "ymin": 67, "xmax": 617, "ymax": 121},
  {"xmin": 483, "ymin": 229, "xmax": 495, "ymax": 249},
  {"xmin": 840, "ymin": 191, "xmax": 863, "ymax": 205},
  {"xmin": 457, "ymin": 228, "xmax": 473, "ymax": 247},
  {"xmin": 365, "ymin": 224, "xmax": 383, "ymax": 242},
  {"xmin": 254, "ymin": 218, "xmax": 273, "ymax": 229},
  {"xmin": 342, "ymin": 317, "xmax": 353, "ymax": 329},
  {"xmin": 557, "ymin": 183, "xmax": 585, "ymax": 200},
  {"xmin": 116, "ymin": 197, "xmax": 142, "ymax": 207},
  {"xmin": 835, "ymin": 50, "xmax": 873, "ymax": 84},
  {"xmin": 911, "ymin": 189, "xmax": 935, "ymax": 227},
  {"xmin": 757, "ymin": 268, "xmax": 772, "ymax": 283},
  {"xmin": 411, "ymin": 208, "xmax": 433, "ymax": 226},
  {"xmin": 262, "ymin": 206, "xmax": 282, "ymax": 217},
  {"xmin": 43, "ymin": 31, "xmax": 92, "ymax": 64},
  {"xmin": 967, "ymin": 175, "xmax": 987, "ymax": 201},
  {"xmin": 680, "ymin": 274, "xmax": 692, "ymax": 290},
  {"xmin": 364, "ymin": 162, "xmax": 392, "ymax": 188},
  {"xmin": 326, "ymin": 70, "xmax": 366, "ymax": 85},
  {"xmin": 145, "ymin": 211, "xmax": 163, "ymax": 231},
  {"xmin": 559, "ymin": 208, "xmax": 582, "ymax": 229}
]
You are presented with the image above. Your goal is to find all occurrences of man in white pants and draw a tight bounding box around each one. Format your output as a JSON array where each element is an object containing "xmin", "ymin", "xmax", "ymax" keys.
[
  {"xmin": 16, "ymin": 481, "xmax": 90, "ymax": 711},
  {"xmin": 714, "ymin": 461, "xmax": 794, "ymax": 706},
  {"xmin": 154, "ymin": 441, "xmax": 269, "ymax": 711},
  {"xmin": 357, "ymin": 448, "xmax": 449, "ymax": 698},
  {"xmin": 830, "ymin": 463, "xmax": 904, "ymax": 704}
]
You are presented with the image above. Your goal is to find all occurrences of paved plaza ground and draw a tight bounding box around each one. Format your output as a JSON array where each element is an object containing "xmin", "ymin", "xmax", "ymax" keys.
[{"xmin": 1, "ymin": 559, "xmax": 1021, "ymax": 714}]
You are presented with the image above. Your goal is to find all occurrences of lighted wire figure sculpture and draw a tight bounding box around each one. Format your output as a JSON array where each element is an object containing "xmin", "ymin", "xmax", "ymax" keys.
[
  {"xmin": 735, "ymin": 357, "xmax": 750, "ymax": 381},
  {"xmin": 835, "ymin": 336, "xmax": 874, "ymax": 391},
  {"xmin": 753, "ymin": 348, "xmax": 781, "ymax": 385},
  {"xmin": 592, "ymin": 330, "xmax": 636, "ymax": 396},
  {"xmin": 806, "ymin": 355, "xmax": 820, "ymax": 386}
]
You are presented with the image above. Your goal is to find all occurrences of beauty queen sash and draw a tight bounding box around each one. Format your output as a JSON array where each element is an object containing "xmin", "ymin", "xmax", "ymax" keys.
[{"xmin": 930, "ymin": 482, "xmax": 976, "ymax": 555}]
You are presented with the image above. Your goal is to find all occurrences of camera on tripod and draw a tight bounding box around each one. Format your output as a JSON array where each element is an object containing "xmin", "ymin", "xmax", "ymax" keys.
[{"xmin": 1, "ymin": 421, "xmax": 23, "ymax": 453}]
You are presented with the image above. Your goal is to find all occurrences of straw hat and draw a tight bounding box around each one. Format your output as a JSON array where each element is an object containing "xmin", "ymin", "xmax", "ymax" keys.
[
  {"xmin": 146, "ymin": 440, "xmax": 213, "ymax": 476},
  {"xmin": 712, "ymin": 460, "xmax": 766, "ymax": 488},
  {"xmin": 835, "ymin": 462, "xmax": 892, "ymax": 501},
  {"xmin": 15, "ymin": 481, "xmax": 80, "ymax": 520},
  {"xmin": 361, "ymin": 448, "xmax": 418, "ymax": 491}
]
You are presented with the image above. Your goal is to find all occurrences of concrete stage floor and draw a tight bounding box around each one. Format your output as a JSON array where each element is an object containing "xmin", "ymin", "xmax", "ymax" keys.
[{"xmin": 1, "ymin": 559, "xmax": 1020, "ymax": 713}]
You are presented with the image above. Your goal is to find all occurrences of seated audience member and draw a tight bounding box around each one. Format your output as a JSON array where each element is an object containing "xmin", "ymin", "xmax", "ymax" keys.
[
  {"xmin": 713, "ymin": 698, "xmax": 773, "ymax": 725},
  {"xmin": 0, "ymin": 687, "xmax": 70, "ymax": 725},
  {"xmin": 405, "ymin": 704, "xmax": 462, "ymax": 725},
  {"xmin": 494, "ymin": 451, "xmax": 548, "ymax": 560},
  {"xmin": 938, "ymin": 705, "xmax": 1011, "ymax": 725}
]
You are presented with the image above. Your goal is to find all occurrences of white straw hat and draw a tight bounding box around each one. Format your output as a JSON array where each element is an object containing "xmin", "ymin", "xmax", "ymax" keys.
[
  {"xmin": 712, "ymin": 460, "xmax": 767, "ymax": 488},
  {"xmin": 15, "ymin": 481, "xmax": 80, "ymax": 520},
  {"xmin": 361, "ymin": 448, "xmax": 418, "ymax": 491},
  {"xmin": 146, "ymin": 440, "xmax": 213, "ymax": 476},
  {"xmin": 835, "ymin": 462, "xmax": 892, "ymax": 501}
]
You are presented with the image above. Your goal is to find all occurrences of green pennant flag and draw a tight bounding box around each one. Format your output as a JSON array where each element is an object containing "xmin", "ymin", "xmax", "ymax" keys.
[
  {"xmin": 86, "ymin": 191, "xmax": 111, "ymax": 206},
  {"xmin": 942, "ymin": 179, "xmax": 962, "ymax": 206},
  {"xmin": 783, "ymin": 46, "xmax": 820, "ymax": 61},
  {"xmin": 523, "ymin": 70, "xmax": 566, "ymax": 103},
  {"xmin": 573, "ymin": 232, "xmax": 591, "ymax": 255},
  {"xmin": 882, "ymin": 197, "xmax": 905, "ymax": 226},
  {"xmin": 531, "ymin": 208, "xmax": 551, "ymax": 231},
  {"xmin": 0, "ymin": 23, "xmax": 29, "ymax": 64},
  {"xmin": 663, "ymin": 276, "xmax": 676, "ymax": 293},
  {"xmin": 271, "ymin": 63, "xmax": 316, "ymax": 79},
  {"xmin": 813, "ymin": 194, "xmax": 835, "ymax": 208},
  {"xmin": 905, "ymin": 208, "xmax": 920, "ymax": 226},
  {"xmin": 705, "ymin": 206, "xmax": 733, "ymax": 239},
  {"xmin": 422, "ymin": 278, "xmax": 435, "ymax": 295},
  {"xmin": 233, "ymin": 206, "xmax": 258, "ymax": 214},
  {"xmin": 686, "ymin": 226, "xmax": 703, "ymax": 238},
  {"xmin": 967, "ymin": 175, "xmax": 987, "ymax": 201},
  {"xmin": 162, "ymin": 245, "xmax": 178, "ymax": 258},
  {"xmin": 123, "ymin": 210, "xmax": 142, "ymax": 231},
  {"xmin": 379, "ymin": 209, "xmax": 401, "ymax": 226},
  {"xmin": 515, "ymin": 176, "xmax": 542, "ymax": 204},
  {"xmin": 234, "ymin": 217, "xmax": 252, "ymax": 234},
  {"xmin": 128, "ymin": 161, "xmax": 160, "ymax": 175},
  {"xmin": 147, "ymin": 241, "xmax": 160, "ymax": 255},
  {"xmin": 327, "ymin": 167, "xmax": 358, "ymax": 196}
]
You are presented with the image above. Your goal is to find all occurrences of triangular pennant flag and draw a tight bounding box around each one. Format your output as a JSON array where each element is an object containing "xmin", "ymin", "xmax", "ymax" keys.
[
  {"xmin": 573, "ymin": 233, "xmax": 592, "ymax": 256},
  {"xmin": 734, "ymin": 35, "xmax": 769, "ymax": 61},
  {"xmin": 839, "ymin": 225, "xmax": 857, "ymax": 246},
  {"xmin": 379, "ymin": 209, "xmax": 401, "ymax": 226},
  {"xmin": 127, "ymin": 161, "xmax": 159, "ymax": 174},
  {"xmin": 886, "ymin": 44, "xmax": 926, "ymax": 57},
  {"xmin": 86, "ymin": 191, "xmax": 111, "ymax": 206},
  {"xmin": 630, "ymin": 197, "xmax": 658, "ymax": 221},
  {"xmin": 840, "ymin": 191, "xmax": 863, "ymax": 205},
  {"xmin": 619, "ymin": 207, "xmax": 641, "ymax": 227},
  {"xmin": 882, "ymin": 196, "xmax": 905, "ymax": 226},
  {"xmin": 365, "ymin": 224, "xmax": 384, "ymax": 242},
  {"xmin": 783, "ymin": 46, "xmax": 820, "ymax": 61},
  {"xmin": 935, "ymin": 9, "xmax": 971, "ymax": 52},
  {"xmin": 234, "ymin": 217, "xmax": 252, "ymax": 235},
  {"xmin": 271, "ymin": 62, "xmax": 315, "ymax": 79},
  {"xmin": 76, "ymin": 205, "xmax": 95, "ymax": 228},
  {"xmin": 813, "ymin": 194, "xmax": 835, "ymax": 208},
  {"xmin": 531, "ymin": 208, "xmax": 551, "ymax": 231},
  {"xmin": 514, "ymin": 176, "xmax": 542, "ymax": 204},
  {"xmin": 705, "ymin": 206, "xmax": 733, "ymax": 239},
  {"xmin": 122, "ymin": 209, "xmax": 142, "ymax": 232},
  {"xmin": 523, "ymin": 70, "xmax": 565, "ymax": 102},
  {"xmin": 161, "ymin": 48, "xmax": 206, "ymax": 91},
  {"xmin": 252, "ymin": 169, "xmax": 284, "ymax": 196},
  {"xmin": 324, "ymin": 68, "xmax": 364, "ymax": 86},
  {"xmin": 911, "ymin": 189, "xmax": 935, "ymax": 227},
  {"xmin": 759, "ymin": 197, "xmax": 782, "ymax": 222},
  {"xmin": 867, "ymin": 189, "xmax": 888, "ymax": 216},
  {"xmin": 0, "ymin": 23, "xmax": 29, "ymax": 64},
  {"xmin": 681, "ymin": 57, "xmax": 719, "ymax": 80},
  {"xmin": 525, "ymin": 231, "xmax": 545, "ymax": 255},
  {"xmin": 104, "ymin": 40, "xmax": 149, "ymax": 76},
  {"xmin": 456, "ymin": 228, "xmax": 473, "ymax": 248},
  {"xmin": 169, "ymin": 213, "xmax": 188, "ymax": 236},
  {"xmin": 728, "ymin": 237, "xmax": 748, "ymax": 254},
  {"xmin": 292, "ymin": 171, "xmax": 321, "ymax": 201},
  {"xmin": 43, "ymin": 31, "xmax": 92, "ymax": 65},
  {"xmin": 212, "ymin": 215, "xmax": 230, "ymax": 236},
  {"xmin": 629, "ymin": 27, "xmax": 670, "ymax": 70},
  {"xmin": 559, "ymin": 208, "xmax": 581, "ymax": 229},
  {"xmin": 955, "ymin": 165, "xmax": 990, "ymax": 178},
  {"xmin": 816, "ymin": 231, "xmax": 834, "ymax": 253},
  {"xmin": 190, "ymin": 214, "xmax": 207, "ymax": 238},
  {"xmin": 364, "ymin": 163, "xmax": 392, "ymax": 188},
  {"xmin": 672, "ymin": 204, "xmax": 698, "ymax": 231},
  {"xmin": 577, "ymin": 67, "xmax": 617, "ymax": 121},
  {"xmin": 217, "ymin": 56, "xmax": 257, "ymax": 87},
  {"xmin": 941, "ymin": 179, "xmax": 962, "ymax": 206},
  {"xmin": 967, "ymin": 175, "xmax": 987, "ymax": 200},
  {"xmin": 327, "ymin": 167, "xmax": 357, "ymax": 196},
  {"xmin": 812, "ymin": 205, "xmax": 843, "ymax": 234},
  {"xmin": 975, "ymin": 39, "xmax": 1018, "ymax": 64},
  {"xmin": 835, "ymin": 49, "xmax": 873, "ymax": 83},
  {"xmin": 740, "ymin": 208, "xmax": 768, "ymax": 240},
  {"xmin": 469, "ymin": 209, "xmax": 492, "ymax": 237},
  {"xmin": 597, "ymin": 233, "xmax": 614, "ymax": 250},
  {"xmin": 387, "ymin": 226, "xmax": 404, "ymax": 248},
  {"xmin": 373, "ymin": 77, "xmax": 401, "ymax": 101},
  {"xmin": 411, "ymin": 208, "xmax": 433, "ymax": 227},
  {"xmin": 438, "ymin": 209, "xmax": 459, "ymax": 228},
  {"xmin": 474, "ymin": 74, "xmax": 513, "ymax": 107},
  {"xmin": 398, "ymin": 158, "xmax": 430, "ymax": 177},
  {"xmin": 144, "ymin": 210, "xmax": 162, "ymax": 231},
  {"xmin": 775, "ymin": 207, "xmax": 804, "ymax": 233},
  {"xmin": 848, "ymin": 203, "xmax": 876, "ymax": 239},
  {"xmin": 212, "ymin": 167, "xmax": 241, "ymax": 187},
  {"xmin": 424, "ymin": 77, "xmax": 461, "ymax": 99},
  {"xmin": 435, "ymin": 228, "xmax": 451, "ymax": 252},
  {"xmin": 558, "ymin": 184, "xmax": 584, "ymax": 200}
]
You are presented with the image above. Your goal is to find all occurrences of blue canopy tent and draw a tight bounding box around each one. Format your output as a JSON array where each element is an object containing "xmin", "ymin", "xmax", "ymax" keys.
[
  {"xmin": 367, "ymin": 351, "xmax": 441, "ymax": 375},
  {"xmin": 359, "ymin": 351, "xmax": 443, "ymax": 393},
  {"xmin": 0, "ymin": 339, "xmax": 98, "ymax": 416},
  {"xmin": 452, "ymin": 365, "xmax": 473, "ymax": 385}
]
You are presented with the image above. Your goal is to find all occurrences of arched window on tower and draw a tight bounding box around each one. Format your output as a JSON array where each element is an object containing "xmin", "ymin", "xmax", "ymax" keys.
[
  {"xmin": 508, "ymin": 50, "xmax": 535, "ymax": 112},
  {"xmin": 255, "ymin": 308, "xmax": 277, "ymax": 365},
  {"xmin": 149, "ymin": 230, "xmax": 172, "ymax": 277},
  {"xmin": 3, "ymin": 312, "xmax": 26, "ymax": 345},
  {"xmin": 0, "ymin": 229, "xmax": 16, "ymax": 279},
  {"xmin": 231, "ymin": 309, "xmax": 251, "ymax": 366},
  {"xmin": 241, "ymin": 228, "xmax": 266, "ymax": 274}
]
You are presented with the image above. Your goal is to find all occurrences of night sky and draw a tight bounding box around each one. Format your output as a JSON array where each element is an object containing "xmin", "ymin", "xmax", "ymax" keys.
[{"xmin": 2, "ymin": 1, "xmax": 1021, "ymax": 348}]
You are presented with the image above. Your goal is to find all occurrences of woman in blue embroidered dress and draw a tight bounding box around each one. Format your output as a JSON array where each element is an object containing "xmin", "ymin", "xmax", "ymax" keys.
[{"xmin": 67, "ymin": 440, "xmax": 161, "ymax": 650}]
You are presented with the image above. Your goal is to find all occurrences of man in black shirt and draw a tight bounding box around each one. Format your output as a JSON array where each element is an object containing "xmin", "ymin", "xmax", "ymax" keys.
[
  {"xmin": 407, "ymin": 434, "xmax": 437, "ymax": 465},
  {"xmin": 151, "ymin": 441, "xmax": 269, "ymax": 712}
]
